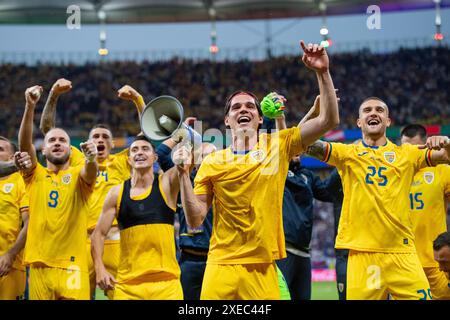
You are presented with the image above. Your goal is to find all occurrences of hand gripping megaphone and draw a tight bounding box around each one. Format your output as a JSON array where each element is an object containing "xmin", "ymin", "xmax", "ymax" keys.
[{"xmin": 140, "ymin": 95, "xmax": 202, "ymax": 149}]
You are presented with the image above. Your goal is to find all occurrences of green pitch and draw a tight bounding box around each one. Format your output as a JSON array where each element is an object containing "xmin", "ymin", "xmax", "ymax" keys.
[
  {"xmin": 312, "ymin": 281, "xmax": 339, "ymax": 300},
  {"xmin": 95, "ymin": 281, "xmax": 339, "ymax": 300}
]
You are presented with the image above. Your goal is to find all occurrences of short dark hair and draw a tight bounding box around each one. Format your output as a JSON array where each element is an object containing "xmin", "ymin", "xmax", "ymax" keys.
[
  {"xmin": 359, "ymin": 96, "xmax": 389, "ymax": 115},
  {"xmin": 224, "ymin": 91, "xmax": 263, "ymax": 117},
  {"xmin": 128, "ymin": 134, "xmax": 156, "ymax": 154},
  {"xmin": 0, "ymin": 136, "xmax": 17, "ymax": 154},
  {"xmin": 89, "ymin": 124, "xmax": 113, "ymax": 138},
  {"xmin": 400, "ymin": 124, "xmax": 427, "ymax": 141},
  {"xmin": 433, "ymin": 232, "xmax": 450, "ymax": 251}
]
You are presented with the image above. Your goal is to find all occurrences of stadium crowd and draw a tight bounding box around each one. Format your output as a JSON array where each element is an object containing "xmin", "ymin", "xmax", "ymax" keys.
[{"xmin": 0, "ymin": 46, "xmax": 449, "ymax": 138}]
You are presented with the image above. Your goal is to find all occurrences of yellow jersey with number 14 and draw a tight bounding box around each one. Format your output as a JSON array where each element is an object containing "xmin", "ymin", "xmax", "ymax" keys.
[
  {"xmin": 410, "ymin": 165, "xmax": 450, "ymax": 267},
  {"xmin": 22, "ymin": 163, "xmax": 93, "ymax": 272},
  {"xmin": 325, "ymin": 140, "xmax": 432, "ymax": 253},
  {"xmin": 87, "ymin": 149, "xmax": 130, "ymax": 231}
]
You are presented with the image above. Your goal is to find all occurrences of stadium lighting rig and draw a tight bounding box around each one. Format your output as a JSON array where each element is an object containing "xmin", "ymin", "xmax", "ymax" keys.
[
  {"xmin": 433, "ymin": 0, "xmax": 444, "ymax": 42},
  {"xmin": 208, "ymin": 6, "xmax": 219, "ymax": 58},
  {"xmin": 97, "ymin": 9, "xmax": 109, "ymax": 56},
  {"xmin": 319, "ymin": 1, "xmax": 332, "ymax": 48}
]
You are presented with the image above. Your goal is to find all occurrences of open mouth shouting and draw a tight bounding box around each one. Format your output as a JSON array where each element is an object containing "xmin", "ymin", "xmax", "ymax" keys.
[
  {"xmin": 237, "ymin": 115, "xmax": 252, "ymax": 125},
  {"xmin": 367, "ymin": 117, "xmax": 381, "ymax": 128}
]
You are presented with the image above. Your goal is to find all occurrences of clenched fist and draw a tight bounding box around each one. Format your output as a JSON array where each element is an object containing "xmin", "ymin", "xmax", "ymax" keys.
[
  {"xmin": 14, "ymin": 151, "xmax": 33, "ymax": 171},
  {"xmin": 51, "ymin": 78, "xmax": 72, "ymax": 96},
  {"xmin": 25, "ymin": 85, "xmax": 43, "ymax": 107},
  {"xmin": 172, "ymin": 145, "xmax": 193, "ymax": 173},
  {"xmin": 117, "ymin": 85, "xmax": 141, "ymax": 102},
  {"xmin": 80, "ymin": 141, "xmax": 98, "ymax": 163},
  {"xmin": 419, "ymin": 136, "xmax": 450, "ymax": 151}
]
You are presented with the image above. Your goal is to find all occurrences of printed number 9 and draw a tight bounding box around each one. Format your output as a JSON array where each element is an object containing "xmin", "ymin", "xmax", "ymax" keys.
[{"xmin": 48, "ymin": 190, "xmax": 59, "ymax": 208}]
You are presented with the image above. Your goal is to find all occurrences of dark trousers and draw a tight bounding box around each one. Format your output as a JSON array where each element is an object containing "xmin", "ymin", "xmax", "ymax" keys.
[
  {"xmin": 335, "ymin": 249, "xmax": 349, "ymax": 300},
  {"xmin": 179, "ymin": 251, "xmax": 207, "ymax": 300},
  {"xmin": 276, "ymin": 252, "xmax": 311, "ymax": 300}
]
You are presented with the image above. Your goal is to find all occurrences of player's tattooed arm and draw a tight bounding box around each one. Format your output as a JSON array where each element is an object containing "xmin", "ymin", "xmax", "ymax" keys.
[
  {"xmin": 39, "ymin": 78, "xmax": 72, "ymax": 135},
  {"xmin": 305, "ymin": 140, "xmax": 328, "ymax": 162}
]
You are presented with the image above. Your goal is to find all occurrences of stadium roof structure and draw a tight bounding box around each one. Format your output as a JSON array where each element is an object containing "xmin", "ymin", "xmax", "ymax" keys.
[{"xmin": 0, "ymin": 0, "xmax": 449, "ymax": 24}]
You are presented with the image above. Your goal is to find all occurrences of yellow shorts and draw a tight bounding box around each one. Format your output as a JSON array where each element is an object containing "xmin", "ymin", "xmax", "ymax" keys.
[
  {"xmin": 0, "ymin": 268, "xmax": 26, "ymax": 300},
  {"xmin": 347, "ymin": 251, "xmax": 430, "ymax": 300},
  {"xmin": 200, "ymin": 263, "xmax": 280, "ymax": 300},
  {"xmin": 29, "ymin": 265, "xmax": 90, "ymax": 300},
  {"xmin": 87, "ymin": 238, "xmax": 120, "ymax": 299},
  {"xmin": 424, "ymin": 267, "xmax": 450, "ymax": 300},
  {"xmin": 114, "ymin": 274, "xmax": 183, "ymax": 300}
]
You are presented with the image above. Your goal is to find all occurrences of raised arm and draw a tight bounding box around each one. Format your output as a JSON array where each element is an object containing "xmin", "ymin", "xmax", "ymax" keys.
[
  {"xmin": 19, "ymin": 86, "xmax": 42, "ymax": 174},
  {"xmin": 39, "ymin": 78, "xmax": 72, "ymax": 135},
  {"xmin": 0, "ymin": 208, "xmax": 29, "ymax": 277},
  {"xmin": 79, "ymin": 141, "xmax": 99, "ymax": 186},
  {"xmin": 117, "ymin": 85, "xmax": 146, "ymax": 120},
  {"xmin": 91, "ymin": 185, "xmax": 120, "ymax": 290},
  {"xmin": 420, "ymin": 136, "xmax": 450, "ymax": 165},
  {"xmin": 173, "ymin": 145, "xmax": 211, "ymax": 228},
  {"xmin": 297, "ymin": 41, "xmax": 339, "ymax": 149}
]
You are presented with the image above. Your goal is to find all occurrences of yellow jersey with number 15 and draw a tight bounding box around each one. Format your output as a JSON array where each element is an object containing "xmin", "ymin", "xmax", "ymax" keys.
[
  {"xmin": 410, "ymin": 165, "xmax": 450, "ymax": 267},
  {"xmin": 22, "ymin": 163, "xmax": 93, "ymax": 272},
  {"xmin": 325, "ymin": 140, "xmax": 432, "ymax": 253}
]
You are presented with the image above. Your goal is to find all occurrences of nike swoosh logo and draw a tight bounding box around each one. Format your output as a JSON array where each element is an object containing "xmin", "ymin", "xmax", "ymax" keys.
[{"xmin": 357, "ymin": 152, "xmax": 368, "ymax": 156}]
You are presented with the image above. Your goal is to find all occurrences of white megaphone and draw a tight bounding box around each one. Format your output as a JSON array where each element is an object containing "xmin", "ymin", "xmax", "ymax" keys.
[{"xmin": 140, "ymin": 95, "xmax": 202, "ymax": 149}]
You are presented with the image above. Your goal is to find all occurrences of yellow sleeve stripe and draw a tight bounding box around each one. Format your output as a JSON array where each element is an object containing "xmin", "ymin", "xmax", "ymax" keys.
[
  {"xmin": 158, "ymin": 174, "xmax": 176, "ymax": 212},
  {"xmin": 425, "ymin": 149, "xmax": 433, "ymax": 167},
  {"xmin": 116, "ymin": 183, "xmax": 125, "ymax": 216},
  {"xmin": 324, "ymin": 142, "xmax": 332, "ymax": 163}
]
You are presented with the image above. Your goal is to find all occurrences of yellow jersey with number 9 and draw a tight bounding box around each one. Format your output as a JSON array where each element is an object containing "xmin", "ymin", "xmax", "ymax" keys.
[
  {"xmin": 410, "ymin": 165, "xmax": 450, "ymax": 267},
  {"xmin": 325, "ymin": 140, "xmax": 432, "ymax": 253},
  {"xmin": 22, "ymin": 163, "xmax": 93, "ymax": 272}
]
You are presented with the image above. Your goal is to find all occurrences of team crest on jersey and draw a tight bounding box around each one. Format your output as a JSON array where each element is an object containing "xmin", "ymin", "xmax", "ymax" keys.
[
  {"xmin": 249, "ymin": 150, "xmax": 266, "ymax": 162},
  {"xmin": 383, "ymin": 152, "xmax": 396, "ymax": 164},
  {"xmin": 2, "ymin": 183, "xmax": 14, "ymax": 194},
  {"xmin": 62, "ymin": 174, "xmax": 72, "ymax": 185},
  {"xmin": 287, "ymin": 170, "xmax": 294, "ymax": 178},
  {"xmin": 424, "ymin": 172, "xmax": 434, "ymax": 184}
]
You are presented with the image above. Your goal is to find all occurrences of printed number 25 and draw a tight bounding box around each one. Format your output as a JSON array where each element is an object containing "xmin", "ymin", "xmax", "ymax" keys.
[
  {"xmin": 48, "ymin": 190, "xmax": 59, "ymax": 208},
  {"xmin": 365, "ymin": 166, "xmax": 387, "ymax": 186}
]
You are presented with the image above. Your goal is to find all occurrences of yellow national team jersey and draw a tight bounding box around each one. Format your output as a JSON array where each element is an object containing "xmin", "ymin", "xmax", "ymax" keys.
[
  {"xmin": 410, "ymin": 165, "xmax": 450, "ymax": 267},
  {"xmin": 194, "ymin": 127, "xmax": 303, "ymax": 264},
  {"xmin": 23, "ymin": 163, "xmax": 93, "ymax": 272},
  {"xmin": 87, "ymin": 149, "xmax": 130, "ymax": 230},
  {"xmin": 69, "ymin": 146, "xmax": 85, "ymax": 167},
  {"xmin": 0, "ymin": 173, "xmax": 29, "ymax": 271},
  {"xmin": 325, "ymin": 140, "xmax": 432, "ymax": 253}
]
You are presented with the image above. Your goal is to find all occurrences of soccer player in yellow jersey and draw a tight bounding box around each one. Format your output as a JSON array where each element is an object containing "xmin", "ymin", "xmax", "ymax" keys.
[
  {"xmin": 91, "ymin": 136, "xmax": 183, "ymax": 299},
  {"xmin": 174, "ymin": 41, "xmax": 339, "ymax": 299},
  {"xmin": 40, "ymin": 79, "xmax": 145, "ymax": 298},
  {"xmin": 433, "ymin": 232, "xmax": 450, "ymax": 289},
  {"xmin": 0, "ymin": 138, "xmax": 31, "ymax": 300},
  {"xmin": 305, "ymin": 97, "xmax": 450, "ymax": 300},
  {"xmin": 400, "ymin": 124, "xmax": 450, "ymax": 300},
  {"xmin": 18, "ymin": 85, "xmax": 98, "ymax": 300}
]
